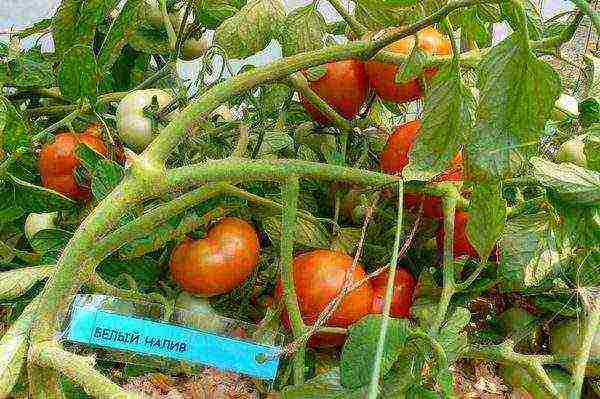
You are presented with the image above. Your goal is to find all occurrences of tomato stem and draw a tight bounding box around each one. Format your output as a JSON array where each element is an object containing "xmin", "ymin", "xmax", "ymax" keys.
[
  {"xmin": 325, "ymin": 0, "xmax": 367, "ymax": 38},
  {"xmin": 568, "ymin": 300, "xmax": 600, "ymax": 399}
]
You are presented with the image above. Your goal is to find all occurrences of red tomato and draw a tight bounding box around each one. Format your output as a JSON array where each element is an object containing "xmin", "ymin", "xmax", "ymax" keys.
[
  {"xmin": 38, "ymin": 130, "xmax": 108, "ymax": 200},
  {"xmin": 300, "ymin": 60, "xmax": 368, "ymax": 125},
  {"xmin": 365, "ymin": 27, "xmax": 452, "ymax": 103},
  {"xmin": 379, "ymin": 121, "xmax": 463, "ymax": 218},
  {"xmin": 274, "ymin": 250, "xmax": 374, "ymax": 347},
  {"xmin": 435, "ymin": 211, "xmax": 478, "ymax": 259},
  {"xmin": 370, "ymin": 268, "xmax": 416, "ymax": 318},
  {"xmin": 170, "ymin": 218, "xmax": 260, "ymax": 296}
]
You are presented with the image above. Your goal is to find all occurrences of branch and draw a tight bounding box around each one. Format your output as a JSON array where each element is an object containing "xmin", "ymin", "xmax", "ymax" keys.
[
  {"xmin": 569, "ymin": 297, "xmax": 600, "ymax": 399},
  {"xmin": 368, "ymin": 182, "xmax": 404, "ymax": 399},
  {"xmin": 31, "ymin": 341, "xmax": 142, "ymax": 399},
  {"xmin": 288, "ymin": 72, "xmax": 353, "ymax": 132},
  {"xmin": 570, "ymin": 0, "xmax": 600, "ymax": 38},
  {"xmin": 279, "ymin": 175, "xmax": 306, "ymax": 385},
  {"xmin": 24, "ymin": 92, "xmax": 128, "ymax": 118},
  {"xmin": 431, "ymin": 195, "xmax": 457, "ymax": 334}
]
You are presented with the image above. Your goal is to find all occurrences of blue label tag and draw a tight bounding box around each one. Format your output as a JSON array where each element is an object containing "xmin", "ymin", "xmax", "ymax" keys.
[{"xmin": 65, "ymin": 306, "xmax": 280, "ymax": 380}]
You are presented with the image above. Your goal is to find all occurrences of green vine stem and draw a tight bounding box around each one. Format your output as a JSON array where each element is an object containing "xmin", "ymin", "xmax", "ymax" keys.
[
  {"xmin": 326, "ymin": 0, "xmax": 367, "ymax": 37},
  {"xmin": 31, "ymin": 341, "xmax": 140, "ymax": 399},
  {"xmin": 465, "ymin": 341, "xmax": 560, "ymax": 398},
  {"xmin": 279, "ymin": 175, "xmax": 306, "ymax": 385},
  {"xmin": 431, "ymin": 195, "xmax": 457, "ymax": 335},
  {"xmin": 288, "ymin": 72, "xmax": 353, "ymax": 132},
  {"xmin": 568, "ymin": 300, "xmax": 600, "ymax": 399},
  {"xmin": 24, "ymin": 92, "xmax": 128, "ymax": 118},
  {"xmin": 367, "ymin": 182, "xmax": 404, "ymax": 399}
]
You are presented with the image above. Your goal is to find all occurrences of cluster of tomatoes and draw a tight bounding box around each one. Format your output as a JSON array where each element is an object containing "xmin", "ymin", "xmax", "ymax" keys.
[{"xmin": 35, "ymin": 27, "xmax": 485, "ymax": 347}]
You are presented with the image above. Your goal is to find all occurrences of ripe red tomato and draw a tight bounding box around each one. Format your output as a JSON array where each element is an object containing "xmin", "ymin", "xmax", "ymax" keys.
[
  {"xmin": 365, "ymin": 27, "xmax": 452, "ymax": 103},
  {"xmin": 38, "ymin": 130, "xmax": 108, "ymax": 200},
  {"xmin": 379, "ymin": 120, "xmax": 463, "ymax": 218},
  {"xmin": 370, "ymin": 268, "xmax": 416, "ymax": 318},
  {"xmin": 274, "ymin": 250, "xmax": 374, "ymax": 347},
  {"xmin": 300, "ymin": 60, "xmax": 368, "ymax": 125},
  {"xmin": 435, "ymin": 211, "xmax": 478, "ymax": 259},
  {"xmin": 170, "ymin": 218, "xmax": 260, "ymax": 296}
]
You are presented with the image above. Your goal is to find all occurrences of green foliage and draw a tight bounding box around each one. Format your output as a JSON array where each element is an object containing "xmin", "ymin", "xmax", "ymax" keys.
[
  {"xmin": 0, "ymin": 95, "xmax": 30, "ymax": 154},
  {"xmin": 58, "ymin": 45, "xmax": 100, "ymax": 103},
  {"xmin": 195, "ymin": 0, "xmax": 242, "ymax": 29},
  {"xmin": 354, "ymin": 0, "xmax": 419, "ymax": 30},
  {"xmin": 214, "ymin": 0, "xmax": 285, "ymax": 60},
  {"xmin": 5, "ymin": 174, "xmax": 74, "ymax": 213},
  {"xmin": 466, "ymin": 35, "xmax": 561, "ymax": 180},
  {"xmin": 98, "ymin": 0, "xmax": 144, "ymax": 71},
  {"xmin": 278, "ymin": 5, "xmax": 327, "ymax": 57},
  {"xmin": 466, "ymin": 180, "xmax": 507, "ymax": 260},
  {"xmin": 0, "ymin": 45, "xmax": 55, "ymax": 88},
  {"xmin": 340, "ymin": 315, "xmax": 409, "ymax": 389},
  {"xmin": 74, "ymin": 143, "xmax": 124, "ymax": 201},
  {"xmin": 406, "ymin": 64, "xmax": 475, "ymax": 179}
]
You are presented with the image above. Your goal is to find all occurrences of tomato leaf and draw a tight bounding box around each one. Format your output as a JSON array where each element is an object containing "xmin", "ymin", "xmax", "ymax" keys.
[
  {"xmin": 583, "ymin": 53, "xmax": 600, "ymax": 99},
  {"xmin": 51, "ymin": 0, "xmax": 84, "ymax": 57},
  {"xmin": 6, "ymin": 174, "xmax": 74, "ymax": 213},
  {"xmin": 466, "ymin": 180, "xmax": 507, "ymax": 260},
  {"xmin": 394, "ymin": 46, "xmax": 431, "ymax": 85},
  {"xmin": 354, "ymin": 0, "xmax": 419, "ymax": 30},
  {"xmin": 258, "ymin": 83, "xmax": 292, "ymax": 116},
  {"xmin": 195, "ymin": 0, "xmax": 240, "ymax": 29},
  {"xmin": 521, "ymin": 0, "xmax": 544, "ymax": 40},
  {"xmin": 531, "ymin": 157, "xmax": 600, "ymax": 206},
  {"xmin": 0, "ymin": 46, "xmax": 55, "ymax": 88},
  {"xmin": 213, "ymin": 0, "xmax": 285, "ymax": 60},
  {"xmin": 29, "ymin": 229, "xmax": 73, "ymax": 254},
  {"xmin": 98, "ymin": 0, "xmax": 144, "ymax": 72},
  {"xmin": 304, "ymin": 65, "xmax": 327, "ymax": 82},
  {"xmin": 278, "ymin": 5, "xmax": 327, "ymax": 57},
  {"xmin": 451, "ymin": 7, "xmax": 492, "ymax": 48},
  {"xmin": 438, "ymin": 307, "xmax": 470, "ymax": 361},
  {"xmin": 585, "ymin": 132, "xmax": 600, "ymax": 171},
  {"xmin": 261, "ymin": 214, "xmax": 330, "ymax": 248},
  {"xmin": 74, "ymin": 143, "xmax": 124, "ymax": 201},
  {"xmin": 282, "ymin": 369, "xmax": 366, "ymax": 399},
  {"xmin": 340, "ymin": 314, "xmax": 409, "ymax": 389},
  {"xmin": 497, "ymin": 211, "xmax": 554, "ymax": 292},
  {"xmin": 76, "ymin": 0, "xmax": 120, "ymax": 48},
  {"xmin": 98, "ymin": 256, "xmax": 163, "ymax": 288},
  {"xmin": 128, "ymin": 28, "xmax": 171, "ymax": 54},
  {"xmin": 579, "ymin": 98, "xmax": 600, "ymax": 127},
  {"xmin": 466, "ymin": 35, "xmax": 561, "ymax": 181},
  {"xmin": 58, "ymin": 45, "xmax": 100, "ymax": 103},
  {"xmin": 405, "ymin": 64, "xmax": 475, "ymax": 180},
  {"xmin": 0, "ymin": 95, "xmax": 30, "ymax": 154}
]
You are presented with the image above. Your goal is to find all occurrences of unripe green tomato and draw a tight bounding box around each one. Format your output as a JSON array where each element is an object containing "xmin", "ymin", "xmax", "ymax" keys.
[
  {"xmin": 174, "ymin": 291, "xmax": 225, "ymax": 332},
  {"xmin": 556, "ymin": 135, "xmax": 587, "ymax": 167},
  {"xmin": 143, "ymin": 0, "xmax": 163, "ymax": 29},
  {"xmin": 24, "ymin": 212, "xmax": 58, "ymax": 242},
  {"xmin": 180, "ymin": 38, "xmax": 209, "ymax": 61},
  {"xmin": 116, "ymin": 89, "xmax": 174, "ymax": 152}
]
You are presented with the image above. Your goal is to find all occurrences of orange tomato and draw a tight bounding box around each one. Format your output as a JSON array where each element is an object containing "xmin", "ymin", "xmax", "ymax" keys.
[
  {"xmin": 170, "ymin": 218, "xmax": 260, "ymax": 296},
  {"xmin": 366, "ymin": 27, "xmax": 452, "ymax": 103},
  {"xmin": 370, "ymin": 268, "xmax": 416, "ymax": 318},
  {"xmin": 301, "ymin": 60, "xmax": 369, "ymax": 125}
]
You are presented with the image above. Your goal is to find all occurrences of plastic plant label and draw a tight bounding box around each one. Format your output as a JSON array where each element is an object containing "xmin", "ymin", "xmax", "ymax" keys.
[{"xmin": 62, "ymin": 296, "xmax": 280, "ymax": 380}]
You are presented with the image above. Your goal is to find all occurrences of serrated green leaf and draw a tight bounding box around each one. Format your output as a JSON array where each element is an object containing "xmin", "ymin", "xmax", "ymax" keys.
[
  {"xmin": 497, "ymin": 211, "xmax": 553, "ymax": 292},
  {"xmin": 213, "ymin": 0, "xmax": 285, "ymax": 60},
  {"xmin": 52, "ymin": 0, "xmax": 84, "ymax": 56},
  {"xmin": 29, "ymin": 229, "xmax": 73, "ymax": 254},
  {"xmin": 76, "ymin": 0, "xmax": 120, "ymax": 48},
  {"xmin": 466, "ymin": 35, "xmax": 561, "ymax": 180},
  {"xmin": 405, "ymin": 65, "xmax": 475, "ymax": 180},
  {"xmin": 75, "ymin": 143, "xmax": 123, "ymax": 201},
  {"xmin": 0, "ymin": 95, "xmax": 30, "ymax": 154},
  {"xmin": 354, "ymin": 0, "xmax": 419, "ymax": 30},
  {"xmin": 340, "ymin": 314, "xmax": 409, "ymax": 390},
  {"xmin": 438, "ymin": 307, "xmax": 470, "ymax": 361},
  {"xmin": 58, "ymin": 45, "xmax": 99, "ymax": 102},
  {"xmin": 98, "ymin": 0, "xmax": 144, "ymax": 71},
  {"xmin": 452, "ymin": 7, "xmax": 492, "ymax": 48},
  {"xmin": 6, "ymin": 174, "xmax": 74, "ymax": 213},
  {"xmin": 579, "ymin": 98, "xmax": 600, "ymax": 127},
  {"xmin": 0, "ymin": 266, "xmax": 54, "ymax": 300},
  {"xmin": 128, "ymin": 28, "xmax": 171, "ymax": 54},
  {"xmin": 98, "ymin": 256, "xmax": 162, "ymax": 288},
  {"xmin": 281, "ymin": 369, "xmax": 363, "ymax": 399},
  {"xmin": 278, "ymin": 5, "xmax": 327, "ymax": 57},
  {"xmin": 261, "ymin": 214, "xmax": 330, "ymax": 248},
  {"xmin": 258, "ymin": 83, "xmax": 292, "ymax": 116},
  {"xmin": 583, "ymin": 53, "xmax": 600, "ymax": 99},
  {"xmin": 522, "ymin": 0, "xmax": 543, "ymax": 40},
  {"xmin": 531, "ymin": 156, "xmax": 600, "ymax": 205},
  {"xmin": 305, "ymin": 65, "xmax": 327, "ymax": 82},
  {"xmin": 394, "ymin": 46, "xmax": 431, "ymax": 85},
  {"xmin": 0, "ymin": 48, "xmax": 55, "ymax": 88},
  {"xmin": 466, "ymin": 180, "xmax": 507, "ymax": 259},
  {"xmin": 195, "ymin": 0, "xmax": 243, "ymax": 29}
]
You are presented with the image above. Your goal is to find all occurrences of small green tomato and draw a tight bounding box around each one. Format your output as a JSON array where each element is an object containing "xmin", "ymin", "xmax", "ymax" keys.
[
  {"xmin": 556, "ymin": 135, "xmax": 587, "ymax": 167},
  {"xmin": 25, "ymin": 212, "xmax": 58, "ymax": 242},
  {"xmin": 180, "ymin": 37, "xmax": 209, "ymax": 61},
  {"xmin": 116, "ymin": 89, "xmax": 175, "ymax": 152}
]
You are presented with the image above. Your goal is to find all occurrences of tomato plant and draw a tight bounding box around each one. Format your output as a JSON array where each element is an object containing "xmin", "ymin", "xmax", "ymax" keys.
[
  {"xmin": 0, "ymin": 0, "xmax": 599, "ymax": 398},
  {"xmin": 170, "ymin": 217, "xmax": 260, "ymax": 296}
]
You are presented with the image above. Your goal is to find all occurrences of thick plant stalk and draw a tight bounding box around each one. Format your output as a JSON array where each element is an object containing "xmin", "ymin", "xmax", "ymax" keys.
[
  {"xmin": 288, "ymin": 72, "xmax": 353, "ymax": 132},
  {"xmin": 431, "ymin": 195, "xmax": 457, "ymax": 334},
  {"xmin": 279, "ymin": 175, "xmax": 306, "ymax": 385},
  {"xmin": 326, "ymin": 0, "xmax": 367, "ymax": 37},
  {"xmin": 367, "ymin": 182, "xmax": 404, "ymax": 399},
  {"xmin": 31, "ymin": 341, "xmax": 142, "ymax": 399},
  {"xmin": 569, "ymin": 300, "xmax": 600, "ymax": 399}
]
